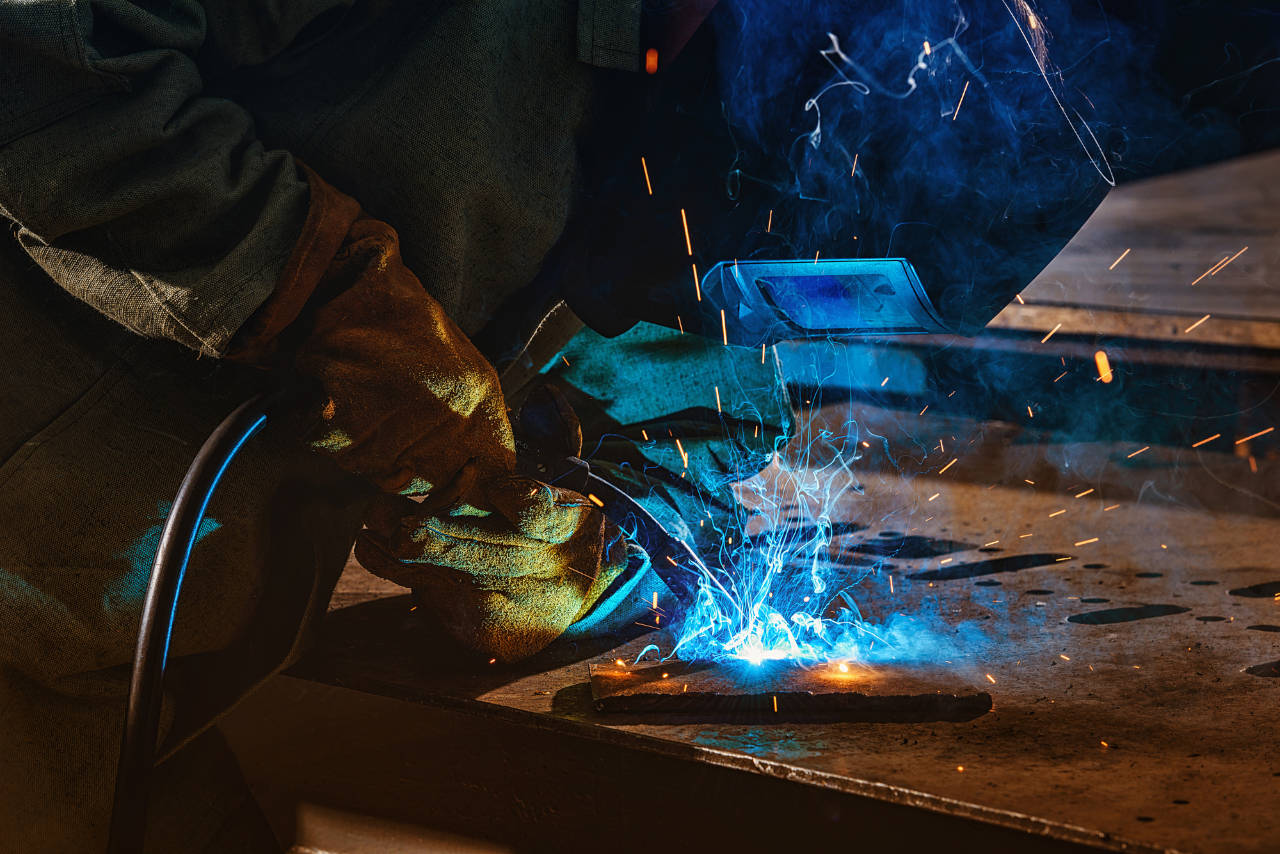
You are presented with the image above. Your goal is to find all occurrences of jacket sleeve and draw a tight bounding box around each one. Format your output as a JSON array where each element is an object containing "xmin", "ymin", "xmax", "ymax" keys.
[{"xmin": 0, "ymin": 0, "xmax": 312, "ymax": 355}]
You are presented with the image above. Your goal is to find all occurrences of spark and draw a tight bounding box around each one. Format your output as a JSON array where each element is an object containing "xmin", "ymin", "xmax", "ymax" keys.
[
  {"xmin": 489, "ymin": 658, "xmax": 497, "ymax": 664},
  {"xmin": 1075, "ymin": 488, "xmax": 1094, "ymax": 498},
  {"xmin": 676, "ymin": 315, "xmax": 684, "ymax": 334},
  {"xmin": 919, "ymin": 404, "xmax": 930, "ymax": 415},
  {"xmin": 1020, "ymin": 534, "xmax": 1034, "ymax": 539},
  {"xmin": 772, "ymin": 695, "xmax": 778, "ymax": 713},
  {"xmin": 766, "ymin": 209, "xmax": 773, "ymax": 233},
  {"xmin": 634, "ymin": 621, "xmax": 658, "ymax": 630},
  {"xmin": 1059, "ymin": 654, "xmax": 1070, "ymax": 661},
  {"xmin": 1108, "ymin": 248, "xmax": 1131, "ymax": 270},
  {"xmin": 1040, "ymin": 323, "xmax": 1062, "ymax": 343},
  {"xmin": 662, "ymin": 672, "xmax": 669, "ymax": 679},
  {"xmin": 761, "ymin": 343, "xmax": 767, "ymax": 364},
  {"xmin": 714, "ymin": 385, "xmax": 722, "ymax": 413},
  {"xmin": 1103, "ymin": 504, "xmax": 1120, "ymax": 511},
  {"xmin": 675, "ymin": 438, "xmax": 688, "ymax": 468},
  {"xmin": 928, "ymin": 493, "xmax": 941, "ymax": 502},
  {"xmin": 720, "ymin": 308, "xmax": 728, "ymax": 346},
  {"xmin": 1236, "ymin": 427, "xmax": 1274, "ymax": 444},
  {"xmin": 1094, "ymin": 350, "xmax": 1113, "ymax": 383},
  {"xmin": 1127, "ymin": 446, "xmax": 1150, "ymax": 458},
  {"xmin": 1075, "ymin": 537, "xmax": 1099, "ymax": 546},
  {"xmin": 1027, "ymin": 405, "xmax": 1034, "ymax": 419},
  {"xmin": 1049, "ymin": 509, "xmax": 1066, "ymax": 517},
  {"xmin": 640, "ymin": 428, "xmax": 649, "ymax": 441},
  {"xmin": 815, "ymin": 250, "xmax": 821, "ymax": 263},
  {"xmin": 923, "ymin": 40, "xmax": 931, "ymax": 55},
  {"xmin": 880, "ymin": 376, "xmax": 889, "ymax": 387},
  {"xmin": 889, "ymin": 575, "xmax": 894, "ymax": 593},
  {"xmin": 1191, "ymin": 256, "xmax": 1229, "ymax": 285},
  {"xmin": 680, "ymin": 209, "xmax": 693, "ymax": 255},
  {"xmin": 985, "ymin": 673, "xmax": 996, "ymax": 684},
  {"xmin": 939, "ymin": 458, "xmax": 958, "ymax": 474},
  {"xmin": 645, "ymin": 48, "xmax": 659, "ymax": 74},
  {"xmin": 692, "ymin": 264, "xmax": 701, "ymax": 301},
  {"xmin": 952, "ymin": 80, "xmax": 970, "ymax": 120},
  {"xmin": 1100, "ymin": 740, "xmax": 1110, "ymax": 749},
  {"xmin": 983, "ymin": 540, "xmax": 1000, "ymax": 547},
  {"xmin": 1024, "ymin": 479, "xmax": 1035, "ymax": 485},
  {"xmin": 615, "ymin": 659, "xmax": 625, "ymax": 667},
  {"xmin": 1053, "ymin": 371, "xmax": 1068, "ymax": 383},
  {"xmin": 1213, "ymin": 245, "xmax": 1248, "ymax": 274},
  {"xmin": 956, "ymin": 766, "xmax": 965, "ymax": 773},
  {"xmin": 1184, "ymin": 314, "xmax": 1210, "ymax": 334},
  {"xmin": 1015, "ymin": 293, "xmax": 1025, "ymax": 304},
  {"xmin": 851, "ymin": 152, "xmax": 859, "ymax": 175},
  {"xmin": 587, "ymin": 493, "xmax": 604, "ymax": 507},
  {"xmin": 939, "ymin": 558, "xmax": 953, "ymax": 565},
  {"xmin": 640, "ymin": 156, "xmax": 653, "ymax": 195},
  {"xmin": 1191, "ymin": 433, "xmax": 1220, "ymax": 448}
]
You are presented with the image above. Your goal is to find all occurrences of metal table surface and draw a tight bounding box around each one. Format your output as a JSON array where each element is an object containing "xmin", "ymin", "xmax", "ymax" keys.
[{"xmin": 287, "ymin": 412, "xmax": 1280, "ymax": 854}]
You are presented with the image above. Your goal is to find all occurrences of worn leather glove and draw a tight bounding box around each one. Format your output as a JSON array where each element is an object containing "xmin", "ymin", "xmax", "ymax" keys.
[{"xmin": 232, "ymin": 166, "xmax": 626, "ymax": 661}]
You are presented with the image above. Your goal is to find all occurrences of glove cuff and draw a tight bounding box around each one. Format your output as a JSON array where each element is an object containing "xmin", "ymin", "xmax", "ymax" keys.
[{"xmin": 226, "ymin": 163, "xmax": 362, "ymax": 364}]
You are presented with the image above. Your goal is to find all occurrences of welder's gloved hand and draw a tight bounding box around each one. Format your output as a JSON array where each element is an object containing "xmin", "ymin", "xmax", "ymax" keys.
[
  {"xmin": 231, "ymin": 164, "xmax": 515, "ymax": 498},
  {"xmin": 231, "ymin": 167, "xmax": 627, "ymax": 662},
  {"xmin": 356, "ymin": 475, "xmax": 629, "ymax": 662}
]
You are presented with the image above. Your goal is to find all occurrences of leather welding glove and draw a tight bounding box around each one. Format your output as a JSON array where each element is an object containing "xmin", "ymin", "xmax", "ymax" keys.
[{"xmin": 231, "ymin": 166, "xmax": 626, "ymax": 661}]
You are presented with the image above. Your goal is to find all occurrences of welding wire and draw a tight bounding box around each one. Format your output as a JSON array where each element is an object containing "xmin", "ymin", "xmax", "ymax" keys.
[
  {"xmin": 952, "ymin": 80, "xmax": 970, "ymax": 120},
  {"xmin": 641, "ymin": 157, "xmax": 653, "ymax": 195},
  {"xmin": 1192, "ymin": 433, "xmax": 1220, "ymax": 448},
  {"xmin": 1108, "ymin": 248, "xmax": 1131, "ymax": 270},
  {"xmin": 1235, "ymin": 427, "xmax": 1274, "ymax": 445},
  {"xmin": 1183, "ymin": 314, "xmax": 1210, "ymax": 333}
]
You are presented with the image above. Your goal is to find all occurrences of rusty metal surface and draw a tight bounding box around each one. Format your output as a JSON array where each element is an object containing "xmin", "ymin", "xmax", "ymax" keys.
[{"xmin": 294, "ymin": 424, "xmax": 1280, "ymax": 854}]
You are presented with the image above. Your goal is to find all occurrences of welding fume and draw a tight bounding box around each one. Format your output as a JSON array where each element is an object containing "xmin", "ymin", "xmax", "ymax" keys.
[{"xmin": 0, "ymin": 0, "xmax": 1272, "ymax": 851}]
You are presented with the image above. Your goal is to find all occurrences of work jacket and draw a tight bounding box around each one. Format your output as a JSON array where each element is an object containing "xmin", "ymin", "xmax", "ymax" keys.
[{"xmin": 0, "ymin": 0, "xmax": 715, "ymax": 356}]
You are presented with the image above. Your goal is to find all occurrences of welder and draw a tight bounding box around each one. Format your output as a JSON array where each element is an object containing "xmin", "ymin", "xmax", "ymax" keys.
[{"xmin": 1, "ymin": 0, "xmax": 1274, "ymax": 850}]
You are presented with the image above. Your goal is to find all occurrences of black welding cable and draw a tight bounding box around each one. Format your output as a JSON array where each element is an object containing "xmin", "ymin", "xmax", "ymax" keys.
[{"xmin": 107, "ymin": 391, "xmax": 283, "ymax": 854}]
